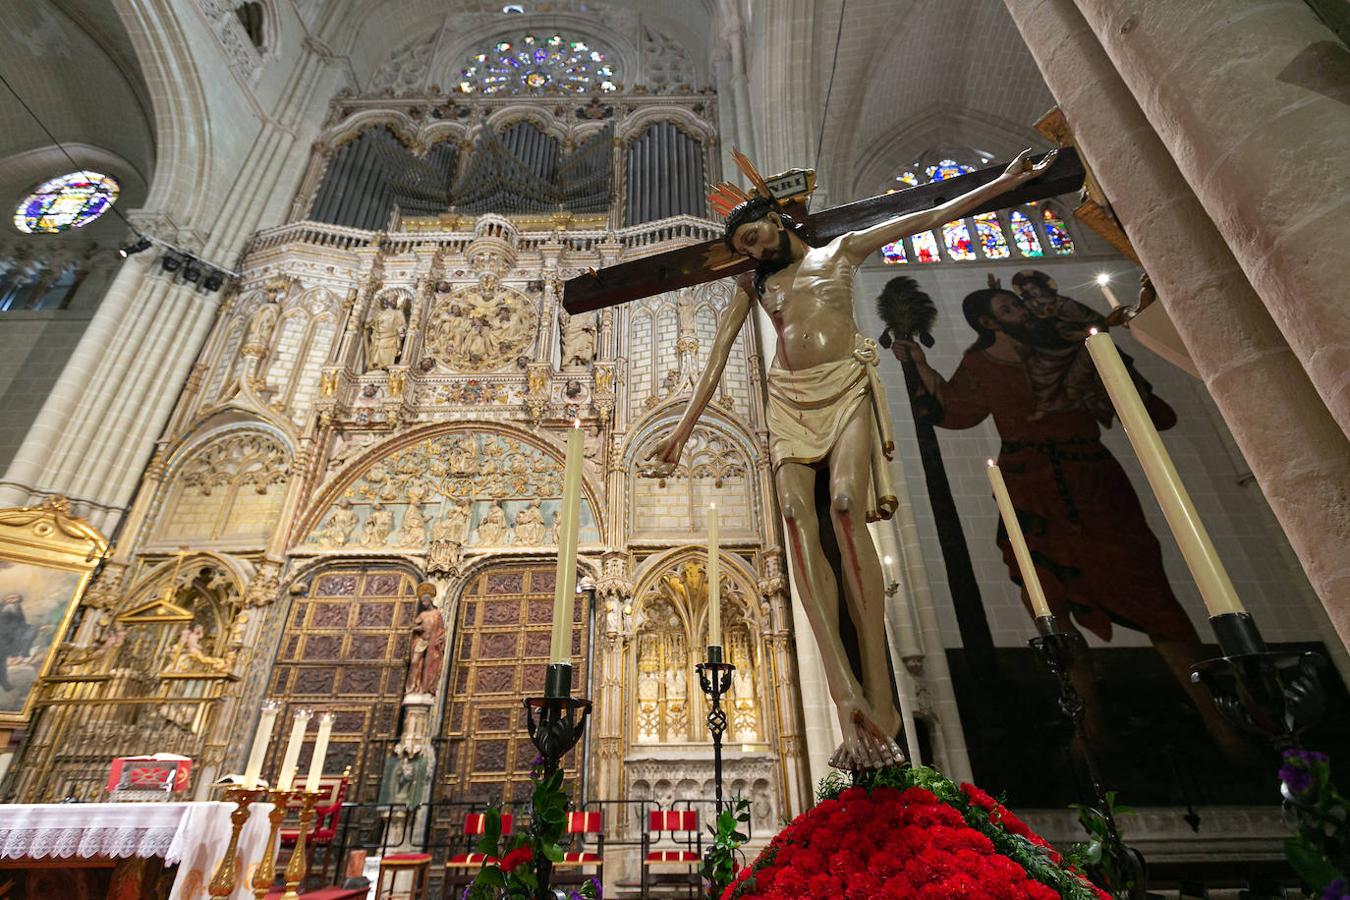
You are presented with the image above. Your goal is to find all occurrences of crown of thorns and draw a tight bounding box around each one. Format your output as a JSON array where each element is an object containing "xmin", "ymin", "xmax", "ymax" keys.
[{"xmin": 709, "ymin": 149, "xmax": 782, "ymax": 250}]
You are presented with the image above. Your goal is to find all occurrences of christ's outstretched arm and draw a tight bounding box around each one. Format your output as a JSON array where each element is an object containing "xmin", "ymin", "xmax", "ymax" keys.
[
  {"xmin": 641, "ymin": 276, "xmax": 753, "ymax": 476},
  {"xmin": 841, "ymin": 148, "xmax": 1058, "ymax": 265}
]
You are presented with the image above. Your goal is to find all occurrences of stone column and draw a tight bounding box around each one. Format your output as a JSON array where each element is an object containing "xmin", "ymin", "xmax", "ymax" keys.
[
  {"xmin": 1070, "ymin": 0, "xmax": 1350, "ymax": 438},
  {"xmin": 1005, "ymin": 0, "xmax": 1350, "ymax": 639}
]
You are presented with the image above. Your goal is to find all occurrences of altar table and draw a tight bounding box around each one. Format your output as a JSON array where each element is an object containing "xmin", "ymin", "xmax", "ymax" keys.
[{"xmin": 0, "ymin": 800, "xmax": 276, "ymax": 899}]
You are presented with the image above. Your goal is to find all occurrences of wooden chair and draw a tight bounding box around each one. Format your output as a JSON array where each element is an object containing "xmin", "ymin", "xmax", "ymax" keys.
[
  {"xmin": 552, "ymin": 810, "xmax": 604, "ymax": 885},
  {"xmin": 279, "ymin": 768, "xmax": 350, "ymax": 886},
  {"xmin": 442, "ymin": 812, "xmax": 514, "ymax": 894},
  {"xmin": 375, "ymin": 852, "xmax": 431, "ymax": 900},
  {"xmin": 640, "ymin": 809, "xmax": 701, "ymax": 897}
]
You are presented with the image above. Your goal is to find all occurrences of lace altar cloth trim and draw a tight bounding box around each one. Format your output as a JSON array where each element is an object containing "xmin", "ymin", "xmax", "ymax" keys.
[{"xmin": 0, "ymin": 802, "xmax": 195, "ymax": 860}]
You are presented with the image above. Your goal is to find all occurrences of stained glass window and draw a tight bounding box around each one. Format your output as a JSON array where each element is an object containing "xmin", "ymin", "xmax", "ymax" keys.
[
  {"xmin": 13, "ymin": 172, "xmax": 119, "ymax": 234},
  {"xmin": 895, "ymin": 171, "xmax": 920, "ymax": 188},
  {"xmin": 881, "ymin": 239, "xmax": 908, "ymax": 264},
  {"xmin": 972, "ymin": 212, "xmax": 1010, "ymax": 260},
  {"xmin": 941, "ymin": 220, "xmax": 976, "ymax": 261},
  {"xmin": 1009, "ymin": 209, "xmax": 1043, "ymax": 257},
  {"xmin": 1041, "ymin": 206, "xmax": 1075, "ymax": 254},
  {"xmin": 925, "ymin": 159, "xmax": 975, "ymax": 182},
  {"xmin": 912, "ymin": 231, "xmax": 941, "ymax": 264},
  {"xmin": 458, "ymin": 33, "xmax": 618, "ymax": 94}
]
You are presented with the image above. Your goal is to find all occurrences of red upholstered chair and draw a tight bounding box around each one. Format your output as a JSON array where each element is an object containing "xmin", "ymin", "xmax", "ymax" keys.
[
  {"xmin": 553, "ymin": 810, "xmax": 604, "ymax": 884},
  {"xmin": 279, "ymin": 768, "xmax": 349, "ymax": 885},
  {"xmin": 641, "ymin": 809, "xmax": 701, "ymax": 896},
  {"xmin": 443, "ymin": 812, "xmax": 514, "ymax": 893},
  {"xmin": 375, "ymin": 851, "xmax": 431, "ymax": 900}
]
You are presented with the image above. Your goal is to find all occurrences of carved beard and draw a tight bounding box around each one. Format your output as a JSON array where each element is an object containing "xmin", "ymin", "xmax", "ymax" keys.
[{"xmin": 752, "ymin": 221, "xmax": 795, "ymax": 294}]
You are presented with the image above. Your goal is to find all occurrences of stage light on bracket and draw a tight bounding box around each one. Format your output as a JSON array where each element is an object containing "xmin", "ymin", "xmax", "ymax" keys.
[
  {"xmin": 182, "ymin": 260, "xmax": 203, "ymax": 284},
  {"xmin": 118, "ymin": 236, "xmax": 152, "ymax": 258},
  {"xmin": 202, "ymin": 269, "xmax": 225, "ymax": 293},
  {"xmin": 160, "ymin": 252, "xmax": 183, "ymax": 273}
]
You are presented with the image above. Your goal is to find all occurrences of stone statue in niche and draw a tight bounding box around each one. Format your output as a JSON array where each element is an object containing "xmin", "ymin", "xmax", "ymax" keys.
[
  {"xmin": 245, "ymin": 295, "xmax": 281, "ymax": 348},
  {"xmin": 362, "ymin": 502, "xmax": 394, "ymax": 547},
  {"xmin": 675, "ymin": 290, "xmax": 697, "ymax": 341},
  {"xmin": 560, "ymin": 310, "xmax": 598, "ymax": 368},
  {"xmin": 393, "ymin": 502, "xmax": 430, "ymax": 547},
  {"xmin": 513, "ymin": 499, "xmax": 547, "ymax": 545},
  {"xmin": 636, "ymin": 635, "xmax": 662, "ymax": 743},
  {"xmin": 366, "ymin": 295, "xmax": 406, "ymax": 371},
  {"xmin": 640, "ymin": 149, "xmax": 1058, "ymax": 769},
  {"xmin": 406, "ymin": 584, "xmax": 446, "ymax": 696},
  {"xmin": 730, "ymin": 643, "xmax": 759, "ymax": 741},
  {"xmin": 317, "ymin": 498, "xmax": 358, "ymax": 547},
  {"xmin": 428, "ymin": 500, "xmax": 469, "ymax": 574},
  {"xmin": 550, "ymin": 511, "xmax": 561, "ymax": 544},
  {"xmin": 474, "ymin": 500, "xmax": 509, "ymax": 545}
]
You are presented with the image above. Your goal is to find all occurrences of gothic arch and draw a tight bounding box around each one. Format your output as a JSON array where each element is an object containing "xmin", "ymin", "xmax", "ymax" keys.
[
  {"xmin": 615, "ymin": 106, "xmax": 716, "ymax": 148},
  {"xmin": 325, "ymin": 110, "xmax": 422, "ymax": 153}
]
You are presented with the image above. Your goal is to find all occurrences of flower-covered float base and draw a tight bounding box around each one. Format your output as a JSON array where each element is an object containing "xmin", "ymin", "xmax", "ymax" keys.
[{"xmin": 722, "ymin": 766, "xmax": 1110, "ymax": 900}]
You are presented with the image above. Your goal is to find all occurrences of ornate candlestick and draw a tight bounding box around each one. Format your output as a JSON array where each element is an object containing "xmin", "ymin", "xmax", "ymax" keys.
[
  {"xmin": 210, "ymin": 787, "xmax": 263, "ymax": 898},
  {"xmin": 252, "ymin": 789, "xmax": 293, "ymax": 899},
  {"xmin": 1028, "ymin": 615, "xmax": 1146, "ymax": 898},
  {"xmin": 696, "ymin": 645, "xmax": 736, "ymax": 814},
  {"xmin": 280, "ymin": 790, "xmax": 320, "ymax": 900},
  {"xmin": 524, "ymin": 662, "xmax": 592, "ymax": 900},
  {"xmin": 1190, "ymin": 612, "xmax": 1326, "ymax": 750}
]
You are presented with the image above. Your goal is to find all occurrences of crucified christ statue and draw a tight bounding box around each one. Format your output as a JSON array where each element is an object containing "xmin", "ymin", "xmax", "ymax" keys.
[{"xmin": 640, "ymin": 148, "xmax": 1058, "ymax": 770}]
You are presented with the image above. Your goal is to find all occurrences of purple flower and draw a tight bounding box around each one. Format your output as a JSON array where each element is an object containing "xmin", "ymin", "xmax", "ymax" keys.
[
  {"xmin": 1280, "ymin": 748, "xmax": 1330, "ymax": 796},
  {"xmin": 1322, "ymin": 878, "xmax": 1350, "ymax": 900}
]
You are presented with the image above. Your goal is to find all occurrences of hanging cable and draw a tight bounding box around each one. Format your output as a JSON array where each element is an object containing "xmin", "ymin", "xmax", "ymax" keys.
[{"xmin": 813, "ymin": 0, "xmax": 848, "ymax": 173}]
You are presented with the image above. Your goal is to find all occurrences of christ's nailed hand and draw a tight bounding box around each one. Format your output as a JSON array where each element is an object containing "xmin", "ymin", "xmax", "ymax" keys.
[{"xmin": 639, "ymin": 438, "xmax": 681, "ymax": 478}]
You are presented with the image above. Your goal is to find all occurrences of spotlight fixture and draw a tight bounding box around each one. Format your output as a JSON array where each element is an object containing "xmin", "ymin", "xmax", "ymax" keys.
[
  {"xmin": 160, "ymin": 252, "xmax": 183, "ymax": 273},
  {"xmin": 182, "ymin": 260, "xmax": 203, "ymax": 283},
  {"xmin": 202, "ymin": 269, "xmax": 225, "ymax": 293},
  {"xmin": 118, "ymin": 236, "xmax": 152, "ymax": 258}
]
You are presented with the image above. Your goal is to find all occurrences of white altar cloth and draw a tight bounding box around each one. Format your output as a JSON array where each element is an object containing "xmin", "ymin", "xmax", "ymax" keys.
[{"xmin": 0, "ymin": 801, "xmax": 275, "ymax": 899}]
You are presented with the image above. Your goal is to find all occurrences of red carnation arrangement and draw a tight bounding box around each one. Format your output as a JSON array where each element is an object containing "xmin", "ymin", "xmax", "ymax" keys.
[{"xmin": 721, "ymin": 767, "xmax": 1109, "ymax": 900}]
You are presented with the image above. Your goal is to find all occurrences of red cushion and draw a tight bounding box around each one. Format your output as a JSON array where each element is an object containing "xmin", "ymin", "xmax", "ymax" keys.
[
  {"xmin": 556, "ymin": 851, "xmax": 602, "ymax": 864},
  {"xmin": 644, "ymin": 850, "xmax": 700, "ymax": 863},
  {"xmin": 566, "ymin": 811, "xmax": 602, "ymax": 834},
  {"xmin": 445, "ymin": 853, "xmax": 495, "ymax": 867},
  {"xmin": 383, "ymin": 852, "xmax": 432, "ymax": 863},
  {"xmin": 648, "ymin": 810, "xmax": 698, "ymax": 833}
]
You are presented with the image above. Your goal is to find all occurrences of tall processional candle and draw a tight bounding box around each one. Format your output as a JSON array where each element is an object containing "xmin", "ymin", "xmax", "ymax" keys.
[
  {"xmin": 304, "ymin": 712, "xmax": 335, "ymax": 793},
  {"xmin": 275, "ymin": 708, "xmax": 312, "ymax": 792},
  {"xmin": 1096, "ymin": 273, "xmax": 1122, "ymax": 310},
  {"xmin": 985, "ymin": 461, "xmax": 1052, "ymax": 619},
  {"xmin": 242, "ymin": 699, "xmax": 280, "ymax": 789},
  {"xmin": 550, "ymin": 420, "xmax": 585, "ymax": 666},
  {"xmin": 707, "ymin": 503, "xmax": 721, "ymax": 651},
  {"xmin": 1085, "ymin": 329, "xmax": 1245, "ymax": 616}
]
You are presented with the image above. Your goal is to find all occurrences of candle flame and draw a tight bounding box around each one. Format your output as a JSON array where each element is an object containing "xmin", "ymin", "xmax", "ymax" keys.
[
  {"xmin": 883, "ymin": 555, "xmax": 893, "ymax": 567},
  {"xmin": 1095, "ymin": 273, "xmax": 1111, "ymax": 286},
  {"xmin": 1088, "ymin": 327, "xmax": 1099, "ymax": 336},
  {"xmin": 986, "ymin": 458, "xmax": 995, "ymax": 468},
  {"xmin": 572, "ymin": 418, "xmax": 580, "ymax": 428}
]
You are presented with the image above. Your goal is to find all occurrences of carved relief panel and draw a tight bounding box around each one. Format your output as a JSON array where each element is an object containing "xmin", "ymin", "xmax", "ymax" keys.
[
  {"xmin": 423, "ymin": 276, "xmax": 538, "ymax": 373},
  {"xmin": 302, "ymin": 428, "xmax": 599, "ymax": 559}
]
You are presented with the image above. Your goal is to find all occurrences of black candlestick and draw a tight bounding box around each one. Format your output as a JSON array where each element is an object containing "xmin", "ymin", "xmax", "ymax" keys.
[
  {"xmin": 524, "ymin": 662, "xmax": 592, "ymax": 900},
  {"xmin": 697, "ymin": 645, "xmax": 736, "ymax": 814},
  {"xmin": 1190, "ymin": 612, "xmax": 1326, "ymax": 750},
  {"xmin": 1028, "ymin": 615, "xmax": 1147, "ymax": 898}
]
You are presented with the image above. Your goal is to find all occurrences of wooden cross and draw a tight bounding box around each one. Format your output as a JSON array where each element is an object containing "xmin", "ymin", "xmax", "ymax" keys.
[{"xmin": 562, "ymin": 147, "xmax": 1084, "ymax": 314}]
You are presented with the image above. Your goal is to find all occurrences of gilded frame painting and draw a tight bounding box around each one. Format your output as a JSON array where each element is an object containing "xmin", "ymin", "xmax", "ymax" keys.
[{"xmin": 0, "ymin": 498, "xmax": 106, "ymax": 726}]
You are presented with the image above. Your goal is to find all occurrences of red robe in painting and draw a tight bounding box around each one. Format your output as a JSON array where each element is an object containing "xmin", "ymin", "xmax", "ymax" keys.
[{"xmin": 934, "ymin": 349, "xmax": 1196, "ymax": 642}]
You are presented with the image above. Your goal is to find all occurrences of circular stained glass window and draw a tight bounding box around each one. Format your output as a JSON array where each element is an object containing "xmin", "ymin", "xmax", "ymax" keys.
[
  {"xmin": 14, "ymin": 171, "xmax": 120, "ymax": 234},
  {"xmin": 458, "ymin": 33, "xmax": 618, "ymax": 95}
]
